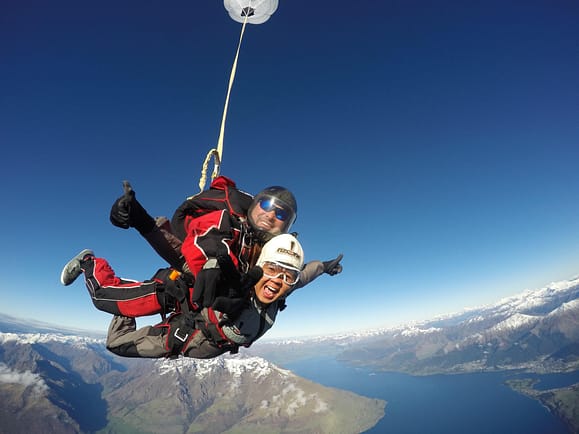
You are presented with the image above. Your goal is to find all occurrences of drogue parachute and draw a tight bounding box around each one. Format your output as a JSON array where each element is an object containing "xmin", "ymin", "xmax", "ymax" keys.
[{"xmin": 223, "ymin": 0, "xmax": 279, "ymax": 25}]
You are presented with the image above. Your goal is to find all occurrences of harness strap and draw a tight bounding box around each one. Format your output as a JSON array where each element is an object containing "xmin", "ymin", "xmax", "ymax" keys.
[
  {"xmin": 165, "ymin": 312, "xmax": 197, "ymax": 356},
  {"xmin": 154, "ymin": 268, "xmax": 195, "ymax": 322},
  {"xmin": 166, "ymin": 310, "xmax": 239, "ymax": 357}
]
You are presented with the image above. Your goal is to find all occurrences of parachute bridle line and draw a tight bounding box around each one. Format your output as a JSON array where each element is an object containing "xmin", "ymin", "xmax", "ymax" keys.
[{"xmin": 198, "ymin": 12, "xmax": 251, "ymax": 193}]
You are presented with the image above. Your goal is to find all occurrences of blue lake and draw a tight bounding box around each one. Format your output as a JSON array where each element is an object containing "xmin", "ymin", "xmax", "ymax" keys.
[{"xmin": 284, "ymin": 357, "xmax": 572, "ymax": 434}]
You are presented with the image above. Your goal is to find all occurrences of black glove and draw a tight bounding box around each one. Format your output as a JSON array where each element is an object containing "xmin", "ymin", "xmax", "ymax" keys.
[
  {"xmin": 110, "ymin": 201, "xmax": 130, "ymax": 229},
  {"xmin": 109, "ymin": 181, "xmax": 155, "ymax": 234},
  {"xmin": 217, "ymin": 255, "xmax": 263, "ymax": 297},
  {"xmin": 191, "ymin": 266, "xmax": 223, "ymax": 308},
  {"xmin": 211, "ymin": 255, "xmax": 263, "ymax": 317},
  {"xmin": 322, "ymin": 254, "xmax": 343, "ymax": 276}
]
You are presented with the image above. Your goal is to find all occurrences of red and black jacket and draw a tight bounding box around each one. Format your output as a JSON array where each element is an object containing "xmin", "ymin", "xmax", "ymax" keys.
[{"xmin": 171, "ymin": 176, "xmax": 257, "ymax": 276}]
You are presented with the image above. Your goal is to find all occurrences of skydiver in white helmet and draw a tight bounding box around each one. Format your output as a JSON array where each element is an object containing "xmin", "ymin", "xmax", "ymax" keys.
[
  {"xmin": 61, "ymin": 177, "xmax": 343, "ymax": 349},
  {"xmin": 62, "ymin": 234, "xmax": 338, "ymax": 359}
]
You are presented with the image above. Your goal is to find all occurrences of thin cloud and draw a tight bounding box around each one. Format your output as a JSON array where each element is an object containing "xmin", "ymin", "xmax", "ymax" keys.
[{"xmin": 0, "ymin": 363, "xmax": 48, "ymax": 394}]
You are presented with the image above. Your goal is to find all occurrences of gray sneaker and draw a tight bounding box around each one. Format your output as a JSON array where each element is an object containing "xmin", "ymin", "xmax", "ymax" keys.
[{"xmin": 60, "ymin": 249, "xmax": 94, "ymax": 286}]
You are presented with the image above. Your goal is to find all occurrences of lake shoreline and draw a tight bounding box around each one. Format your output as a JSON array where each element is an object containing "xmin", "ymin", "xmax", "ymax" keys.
[
  {"xmin": 285, "ymin": 357, "xmax": 572, "ymax": 434},
  {"xmin": 506, "ymin": 378, "xmax": 579, "ymax": 434}
]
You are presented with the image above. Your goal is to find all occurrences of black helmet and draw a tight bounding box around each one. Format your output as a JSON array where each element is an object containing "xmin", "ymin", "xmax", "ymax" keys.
[{"xmin": 248, "ymin": 186, "xmax": 297, "ymax": 238}]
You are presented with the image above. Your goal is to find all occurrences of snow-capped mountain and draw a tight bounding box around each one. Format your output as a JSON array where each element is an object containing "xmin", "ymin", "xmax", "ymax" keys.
[
  {"xmin": 250, "ymin": 276, "xmax": 579, "ymax": 374},
  {"xmin": 1, "ymin": 274, "xmax": 578, "ymax": 432},
  {"xmin": 0, "ymin": 326, "xmax": 384, "ymax": 434}
]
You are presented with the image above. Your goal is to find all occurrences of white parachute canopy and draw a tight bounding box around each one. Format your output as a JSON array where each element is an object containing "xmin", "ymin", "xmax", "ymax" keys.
[{"xmin": 223, "ymin": 0, "xmax": 279, "ymax": 25}]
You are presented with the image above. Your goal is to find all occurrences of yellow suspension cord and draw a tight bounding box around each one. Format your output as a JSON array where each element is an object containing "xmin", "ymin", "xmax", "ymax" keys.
[{"xmin": 197, "ymin": 13, "xmax": 250, "ymax": 194}]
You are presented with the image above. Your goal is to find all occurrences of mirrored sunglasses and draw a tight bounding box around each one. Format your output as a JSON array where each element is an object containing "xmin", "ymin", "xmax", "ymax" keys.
[{"xmin": 258, "ymin": 198, "xmax": 290, "ymax": 221}]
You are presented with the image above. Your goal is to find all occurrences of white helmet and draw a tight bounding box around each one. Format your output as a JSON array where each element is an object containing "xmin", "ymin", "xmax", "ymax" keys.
[{"xmin": 256, "ymin": 234, "xmax": 304, "ymax": 273}]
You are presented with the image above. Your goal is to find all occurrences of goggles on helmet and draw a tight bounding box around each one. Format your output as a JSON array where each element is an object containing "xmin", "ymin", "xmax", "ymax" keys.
[
  {"xmin": 261, "ymin": 261, "xmax": 300, "ymax": 285},
  {"xmin": 258, "ymin": 198, "xmax": 292, "ymax": 222}
]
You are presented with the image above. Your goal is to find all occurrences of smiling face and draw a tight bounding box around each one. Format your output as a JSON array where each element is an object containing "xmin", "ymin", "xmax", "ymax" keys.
[
  {"xmin": 253, "ymin": 272, "xmax": 293, "ymax": 304},
  {"xmin": 253, "ymin": 234, "xmax": 304, "ymax": 305},
  {"xmin": 247, "ymin": 187, "xmax": 297, "ymax": 236},
  {"xmin": 249, "ymin": 202, "xmax": 287, "ymax": 235}
]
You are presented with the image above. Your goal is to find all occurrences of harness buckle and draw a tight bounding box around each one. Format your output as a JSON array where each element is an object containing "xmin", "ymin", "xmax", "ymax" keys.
[{"xmin": 173, "ymin": 327, "xmax": 189, "ymax": 342}]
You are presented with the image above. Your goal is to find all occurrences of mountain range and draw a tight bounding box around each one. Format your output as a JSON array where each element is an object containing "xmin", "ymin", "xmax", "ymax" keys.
[
  {"xmin": 2, "ymin": 275, "xmax": 579, "ymax": 433},
  {"xmin": 0, "ymin": 317, "xmax": 384, "ymax": 434},
  {"xmin": 249, "ymin": 276, "xmax": 579, "ymax": 375}
]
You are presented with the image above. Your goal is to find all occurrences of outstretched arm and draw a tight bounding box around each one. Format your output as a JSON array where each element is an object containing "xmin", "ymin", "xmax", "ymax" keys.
[{"xmin": 291, "ymin": 253, "xmax": 344, "ymax": 291}]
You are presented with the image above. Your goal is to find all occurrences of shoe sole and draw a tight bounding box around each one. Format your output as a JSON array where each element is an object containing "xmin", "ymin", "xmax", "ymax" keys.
[{"xmin": 60, "ymin": 249, "xmax": 94, "ymax": 286}]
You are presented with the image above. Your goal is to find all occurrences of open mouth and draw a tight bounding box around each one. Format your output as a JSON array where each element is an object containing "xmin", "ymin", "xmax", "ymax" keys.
[{"xmin": 262, "ymin": 284, "xmax": 279, "ymax": 299}]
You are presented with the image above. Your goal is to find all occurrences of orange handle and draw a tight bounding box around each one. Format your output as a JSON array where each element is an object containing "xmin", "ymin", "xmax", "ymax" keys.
[{"xmin": 169, "ymin": 269, "xmax": 181, "ymax": 281}]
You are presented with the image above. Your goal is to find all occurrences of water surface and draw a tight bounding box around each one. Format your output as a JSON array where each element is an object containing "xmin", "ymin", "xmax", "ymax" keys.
[{"xmin": 284, "ymin": 357, "xmax": 570, "ymax": 434}]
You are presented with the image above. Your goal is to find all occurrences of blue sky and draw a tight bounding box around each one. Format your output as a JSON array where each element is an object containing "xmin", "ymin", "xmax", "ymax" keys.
[{"xmin": 1, "ymin": 0, "xmax": 578, "ymax": 339}]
